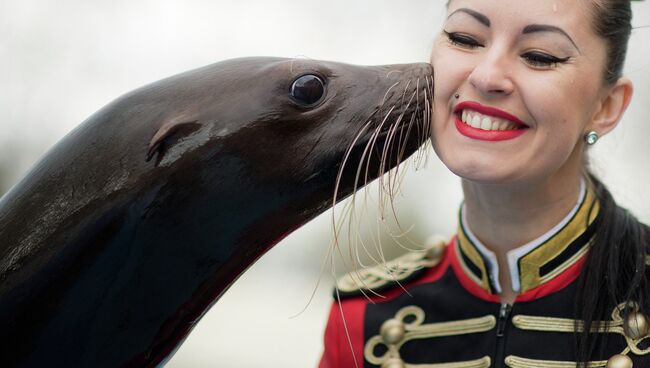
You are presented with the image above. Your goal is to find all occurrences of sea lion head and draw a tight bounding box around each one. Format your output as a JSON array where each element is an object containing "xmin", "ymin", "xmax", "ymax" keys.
[{"xmin": 145, "ymin": 57, "xmax": 433, "ymax": 208}]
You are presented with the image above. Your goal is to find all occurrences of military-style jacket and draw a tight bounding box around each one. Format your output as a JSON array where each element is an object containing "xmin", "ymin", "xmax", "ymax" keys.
[{"xmin": 319, "ymin": 183, "xmax": 650, "ymax": 368}]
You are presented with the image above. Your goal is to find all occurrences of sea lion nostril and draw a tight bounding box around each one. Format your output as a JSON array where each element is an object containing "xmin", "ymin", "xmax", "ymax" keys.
[{"xmin": 291, "ymin": 74, "xmax": 325, "ymax": 106}]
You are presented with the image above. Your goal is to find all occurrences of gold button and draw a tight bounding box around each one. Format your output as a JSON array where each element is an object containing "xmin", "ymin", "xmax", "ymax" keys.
[
  {"xmin": 424, "ymin": 235, "xmax": 446, "ymax": 260},
  {"xmin": 381, "ymin": 358, "xmax": 405, "ymax": 368},
  {"xmin": 624, "ymin": 312, "xmax": 649, "ymax": 340},
  {"xmin": 607, "ymin": 354, "xmax": 633, "ymax": 368},
  {"xmin": 380, "ymin": 318, "xmax": 406, "ymax": 345}
]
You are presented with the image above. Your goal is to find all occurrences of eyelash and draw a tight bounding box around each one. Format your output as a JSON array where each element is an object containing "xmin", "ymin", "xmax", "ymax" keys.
[
  {"xmin": 443, "ymin": 31, "xmax": 571, "ymax": 68},
  {"xmin": 522, "ymin": 52, "xmax": 570, "ymax": 67},
  {"xmin": 444, "ymin": 31, "xmax": 482, "ymax": 49}
]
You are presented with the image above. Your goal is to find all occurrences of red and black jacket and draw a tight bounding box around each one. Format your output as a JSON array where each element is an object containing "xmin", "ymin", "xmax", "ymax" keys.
[{"xmin": 320, "ymin": 184, "xmax": 650, "ymax": 367}]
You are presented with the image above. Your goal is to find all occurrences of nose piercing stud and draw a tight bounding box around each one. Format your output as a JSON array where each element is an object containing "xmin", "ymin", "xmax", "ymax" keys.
[
  {"xmin": 454, "ymin": 93, "xmax": 460, "ymax": 99},
  {"xmin": 585, "ymin": 131, "xmax": 599, "ymax": 145}
]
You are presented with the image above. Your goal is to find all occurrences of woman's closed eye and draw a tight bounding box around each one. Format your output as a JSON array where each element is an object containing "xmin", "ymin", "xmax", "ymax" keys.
[
  {"xmin": 521, "ymin": 51, "xmax": 571, "ymax": 68},
  {"xmin": 444, "ymin": 31, "xmax": 483, "ymax": 49}
]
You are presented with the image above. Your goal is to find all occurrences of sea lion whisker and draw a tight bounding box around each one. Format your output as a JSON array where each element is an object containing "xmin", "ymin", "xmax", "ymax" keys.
[
  {"xmin": 344, "ymin": 186, "xmax": 380, "ymax": 271},
  {"xmin": 396, "ymin": 104, "xmax": 420, "ymax": 175},
  {"xmin": 412, "ymin": 85, "xmax": 432, "ymax": 168},
  {"xmin": 291, "ymin": 230, "xmax": 340, "ymax": 320},
  {"xmin": 330, "ymin": 119, "xmax": 376, "ymax": 277},
  {"xmin": 331, "ymin": 118, "xmax": 376, "ymax": 225},
  {"xmin": 363, "ymin": 108, "xmax": 396, "ymax": 219},
  {"xmin": 331, "ymin": 71, "xmax": 433, "ymax": 325},
  {"xmin": 352, "ymin": 220, "xmax": 385, "ymax": 270},
  {"xmin": 379, "ymin": 126, "xmax": 420, "ymax": 249},
  {"xmin": 397, "ymin": 94, "xmax": 423, "ymax": 168},
  {"xmin": 389, "ymin": 113, "xmax": 416, "ymax": 201},
  {"xmin": 360, "ymin": 104, "xmax": 397, "ymax": 191},
  {"xmin": 350, "ymin": 120, "xmax": 394, "ymax": 267},
  {"xmin": 331, "ymin": 112, "xmax": 402, "ymax": 278},
  {"xmin": 370, "ymin": 98, "xmax": 419, "ymax": 265},
  {"xmin": 379, "ymin": 92, "xmax": 433, "ymax": 250},
  {"xmin": 380, "ymin": 89, "xmax": 417, "ymax": 202},
  {"xmin": 338, "ymin": 201, "xmax": 391, "ymax": 298},
  {"xmin": 333, "ymin": 287, "xmax": 362, "ymax": 368},
  {"xmin": 374, "ymin": 106, "xmax": 400, "ymax": 198},
  {"xmin": 333, "ymin": 197, "xmax": 365, "ymax": 276},
  {"xmin": 384, "ymin": 69, "xmax": 404, "ymax": 79},
  {"xmin": 340, "ymin": 108, "xmax": 400, "ymax": 270},
  {"xmin": 380, "ymin": 80, "xmax": 402, "ymax": 108}
]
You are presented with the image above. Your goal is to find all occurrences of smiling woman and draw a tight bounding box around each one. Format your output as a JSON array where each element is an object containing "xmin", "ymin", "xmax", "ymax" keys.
[{"xmin": 320, "ymin": 1, "xmax": 650, "ymax": 367}]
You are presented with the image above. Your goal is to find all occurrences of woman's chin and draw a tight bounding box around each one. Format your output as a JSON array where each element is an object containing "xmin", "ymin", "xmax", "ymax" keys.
[{"xmin": 445, "ymin": 161, "xmax": 524, "ymax": 185}]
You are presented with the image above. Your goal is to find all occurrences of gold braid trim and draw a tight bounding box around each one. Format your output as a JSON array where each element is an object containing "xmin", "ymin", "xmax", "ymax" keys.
[
  {"xmin": 511, "ymin": 315, "xmax": 622, "ymax": 334},
  {"xmin": 336, "ymin": 237, "xmax": 446, "ymax": 294},
  {"xmin": 403, "ymin": 356, "xmax": 491, "ymax": 368},
  {"xmin": 504, "ymin": 355, "xmax": 607, "ymax": 368},
  {"xmin": 512, "ymin": 303, "xmax": 650, "ymax": 358},
  {"xmin": 364, "ymin": 305, "xmax": 495, "ymax": 367}
]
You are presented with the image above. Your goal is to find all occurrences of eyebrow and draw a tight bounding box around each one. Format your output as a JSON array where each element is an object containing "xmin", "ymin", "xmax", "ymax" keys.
[
  {"xmin": 447, "ymin": 8, "xmax": 490, "ymax": 27},
  {"xmin": 523, "ymin": 24, "xmax": 580, "ymax": 52},
  {"xmin": 447, "ymin": 8, "xmax": 580, "ymax": 52}
]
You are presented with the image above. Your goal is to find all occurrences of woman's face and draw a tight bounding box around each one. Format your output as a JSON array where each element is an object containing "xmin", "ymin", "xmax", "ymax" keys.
[{"xmin": 430, "ymin": 0, "xmax": 609, "ymax": 185}]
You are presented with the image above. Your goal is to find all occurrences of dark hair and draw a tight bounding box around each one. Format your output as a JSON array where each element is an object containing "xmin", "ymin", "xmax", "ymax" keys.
[
  {"xmin": 575, "ymin": 173, "xmax": 650, "ymax": 365},
  {"xmin": 588, "ymin": 0, "xmax": 633, "ymax": 84},
  {"xmin": 575, "ymin": 1, "xmax": 646, "ymax": 365}
]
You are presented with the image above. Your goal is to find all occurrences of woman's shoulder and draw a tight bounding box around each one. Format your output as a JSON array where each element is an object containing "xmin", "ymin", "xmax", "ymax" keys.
[{"xmin": 333, "ymin": 235, "xmax": 450, "ymax": 300}]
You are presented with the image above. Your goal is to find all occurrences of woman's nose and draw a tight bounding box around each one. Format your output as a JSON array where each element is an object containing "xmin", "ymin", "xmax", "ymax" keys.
[{"xmin": 468, "ymin": 51, "xmax": 514, "ymax": 97}]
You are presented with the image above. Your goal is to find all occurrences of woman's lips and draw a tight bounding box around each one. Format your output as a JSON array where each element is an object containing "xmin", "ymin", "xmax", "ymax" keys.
[{"xmin": 453, "ymin": 101, "xmax": 529, "ymax": 141}]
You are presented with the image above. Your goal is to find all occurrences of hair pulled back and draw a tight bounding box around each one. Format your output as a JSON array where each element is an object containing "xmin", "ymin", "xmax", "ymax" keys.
[
  {"xmin": 588, "ymin": 0, "xmax": 633, "ymax": 84},
  {"xmin": 577, "ymin": 1, "xmax": 648, "ymax": 365}
]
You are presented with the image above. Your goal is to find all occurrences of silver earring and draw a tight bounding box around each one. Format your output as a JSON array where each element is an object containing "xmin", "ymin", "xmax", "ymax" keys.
[{"xmin": 585, "ymin": 131, "xmax": 599, "ymax": 145}]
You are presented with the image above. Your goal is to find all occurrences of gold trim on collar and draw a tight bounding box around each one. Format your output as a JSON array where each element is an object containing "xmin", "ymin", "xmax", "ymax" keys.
[
  {"xmin": 518, "ymin": 189, "xmax": 599, "ymax": 292},
  {"xmin": 364, "ymin": 305, "xmax": 495, "ymax": 368},
  {"xmin": 456, "ymin": 182, "xmax": 600, "ymax": 295},
  {"xmin": 456, "ymin": 228, "xmax": 493, "ymax": 292}
]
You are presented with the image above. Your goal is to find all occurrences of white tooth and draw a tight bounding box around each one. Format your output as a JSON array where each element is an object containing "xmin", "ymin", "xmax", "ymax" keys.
[
  {"xmin": 490, "ymin": 121, "xmax": 500, "ymax": 130},
  {"xmin": 462, "ymin": 110, "xmax": 468, "ymax": 123},
  {"xmin": 499, "ymin": 121, "xmax": 509, "ymax": 130},
  {"xmin": 481, "ymin": 117, "xmax": 492, "ymax": 130},
  {"xmin": 471, "ymin": 114, "xmax": 482, "ymax": 128}
]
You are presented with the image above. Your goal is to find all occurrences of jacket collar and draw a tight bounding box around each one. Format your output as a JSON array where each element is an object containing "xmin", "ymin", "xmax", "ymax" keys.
[{"xmin": 454, "ymin": 179, "xmax": 600, "ymax": 296}]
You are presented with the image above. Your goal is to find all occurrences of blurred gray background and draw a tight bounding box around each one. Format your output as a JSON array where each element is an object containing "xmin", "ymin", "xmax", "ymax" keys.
[{"xmin": 2, "ymin": 1, "xmax": 650, "ymax": 366}]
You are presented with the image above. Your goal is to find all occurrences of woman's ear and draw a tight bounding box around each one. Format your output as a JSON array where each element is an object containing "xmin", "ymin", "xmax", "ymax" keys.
[{"xmin": 589, "ymin": 78, "xmax": 633, "ymax": 136}]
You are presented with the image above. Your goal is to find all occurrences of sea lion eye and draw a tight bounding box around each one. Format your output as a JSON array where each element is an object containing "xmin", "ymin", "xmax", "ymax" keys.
[{"xmin": 291, "ymin": 74, "xmax": 325, "ymax": 106}]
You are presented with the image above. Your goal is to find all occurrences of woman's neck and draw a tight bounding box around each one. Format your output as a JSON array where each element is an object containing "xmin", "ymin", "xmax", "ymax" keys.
[{"xmin": 461, "ymin": 175, "xmax": 583, "ymax": 303}]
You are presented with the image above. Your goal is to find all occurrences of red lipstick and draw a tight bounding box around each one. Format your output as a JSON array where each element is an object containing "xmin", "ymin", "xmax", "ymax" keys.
[{"xmin": 453, "ymin": 101, "xmax": 528, "ymax": 141}]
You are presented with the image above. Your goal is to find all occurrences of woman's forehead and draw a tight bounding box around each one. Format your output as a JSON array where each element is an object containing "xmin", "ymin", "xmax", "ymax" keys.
[
  {"xmin": 446, "ymin": 0, "xmax": 594, "ymax": 28},
  {"xmin": 445, "ymin": 0, "xmax": 600, "ymax": 46}
]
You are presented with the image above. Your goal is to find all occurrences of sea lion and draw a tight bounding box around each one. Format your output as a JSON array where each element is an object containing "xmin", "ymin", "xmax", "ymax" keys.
[{"xmin": 0, "ymin": 57, "xmax": 432, "ymax": 367}]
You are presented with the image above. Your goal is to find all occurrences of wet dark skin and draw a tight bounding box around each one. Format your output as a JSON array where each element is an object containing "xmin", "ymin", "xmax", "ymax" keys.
[{"xmin": 0, "ymin": 57, "xmax": 432, "ymax": 367}]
